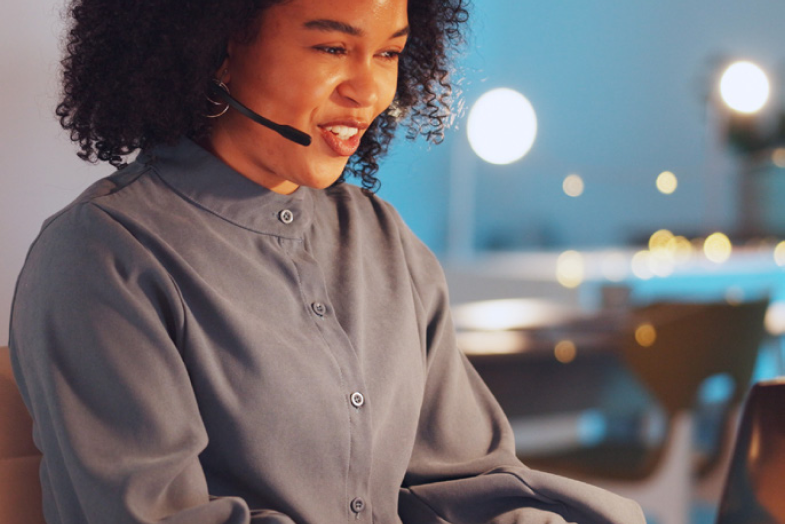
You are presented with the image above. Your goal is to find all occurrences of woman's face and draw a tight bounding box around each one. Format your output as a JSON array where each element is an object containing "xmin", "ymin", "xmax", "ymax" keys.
[{"xmin": 207, "ymin": 0, "xmax": 409, "ymax": 194}]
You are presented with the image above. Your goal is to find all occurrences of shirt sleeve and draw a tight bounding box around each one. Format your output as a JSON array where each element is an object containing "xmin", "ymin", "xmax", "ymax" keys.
[
  {"xmin": 394, "ymin": 217, "xmax": 646, "ymax": 524},
  {"xmin": 9, "ymin": 203, "xmax": 294, "ymax": 524}
]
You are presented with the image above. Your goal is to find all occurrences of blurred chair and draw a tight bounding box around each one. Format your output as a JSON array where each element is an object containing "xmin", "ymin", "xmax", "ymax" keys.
[
  {"xmin": 0, "ymin": 345, "xmax": 45, "ymax": 524},
  {"xmin": 479, "ymin": 299, "xmax": 768, "ymax": 524},
  {"xmin": 715, "ymin": 378, "xmax": 785, "ymax": 524}
]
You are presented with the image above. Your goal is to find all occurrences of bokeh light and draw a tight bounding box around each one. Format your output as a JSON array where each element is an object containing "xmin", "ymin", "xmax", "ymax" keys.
[
  {"xmin": 631, "ymin": 250, "xmax": 654, "ymax": 280},
  {"xmin": 635, "ymin": 323, "xmax": 657, "ymax": 347},
  {"xmin": 647, "ymin": 230, "xmax": 676, "ymax": 276},
  {"xmin": 719, "ymin": 61, "xmax": 770, "ymax": 114},
  {"xmin": 635, "ymin": 231, "xmax": 694, "ymax": 276},
  {"xmin": 456, "ymin": 331, "xmax": 526, "ymax": 355},
  {"xmin": 649, "ymin": 256, "xmax": 675, "ymax": 278},
  {"xmin": 698, "ymin": 373, "xmax": 736, "ymax": 404},
  {"xmin": 554, "ymin": 340, "xmax": 577, "ymax": 363},
  {"xmin": 577, "ymin": 410, "xmax": 607, "ymax": 446},
  {"xmin": 774, "ymin": 241, "xmax": 785, "ymax": 266},
  {"xmin": 467, "ymin": 88, "xmax": 538, "ymax": 164},
  {"xmin": 668, "ymin": 236, "xmax": 694, "ymax": 264},
  {"xmin": 452, "ymin": 298, "xmax": 579, "ymax": 332},
  {"xmin": 773, "ymin": 148, "xmax": 785, "ymax": 168},
  {"xmin": 764, "ymin": 301, "xmax": 785, "ymax": 336},
  {"xmin": 725, "ymin": 286, "xmax": 745, "ymax": 305},
  {"xmin": 649, "ymin": 229, "xmax": 675, "ymax": 253},
  {"xmin": 556, "ymin": 250, "xmax": 585, "ymax": 288},
  {"xmin": 704, "ymin": 232, "xmax": 732, "ymax": 263},
  {"xmin": 656, "ymin": 171, "xmax": 678, "ymax": 194},
  {"xmin": 600, "ymin": 251, "xmax": 629, "ymax": 282},
  {"xmin": 563, "ymin": 174, "xmax": 585, "ymax": 197}
]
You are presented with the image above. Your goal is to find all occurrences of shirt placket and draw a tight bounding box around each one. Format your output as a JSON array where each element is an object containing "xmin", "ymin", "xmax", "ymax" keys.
[{"xmin": 278, "ymin": 233, "xmax": 374, "ymax": 522}]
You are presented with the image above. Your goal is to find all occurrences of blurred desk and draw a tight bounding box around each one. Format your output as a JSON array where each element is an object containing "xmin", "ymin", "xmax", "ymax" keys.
[
  {"xmin": 455, "ymin": 299, "xmax": 645, "ymax": 418},
  {"xmin": 445, "ymin": 247, "xmax": 782, "ymax": 307},
  {"xmin": 456, "ymin": 298, "xmax": 768, "ymax": 419},
  {"xmin": 454, "ymin": 297, "xmax": 651, "ymax": 357},
  {"xmin": 446, "ymin": 246, "xmax": 785, "ymax": 377},
  {"xmin": 466, "ymin": 338, "xmax": 628, "ymax": 418}
]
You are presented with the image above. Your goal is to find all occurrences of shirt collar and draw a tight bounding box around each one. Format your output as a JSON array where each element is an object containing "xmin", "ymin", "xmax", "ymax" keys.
[{"xmin": 139, "ymin": 137, "xmax": 314, "ymax": 239}]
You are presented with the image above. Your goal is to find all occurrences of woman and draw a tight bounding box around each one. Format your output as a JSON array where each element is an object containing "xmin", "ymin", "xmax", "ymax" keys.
[{"xmin": 9, "ymin": 0, "xmax": 646, "ymax": 522}]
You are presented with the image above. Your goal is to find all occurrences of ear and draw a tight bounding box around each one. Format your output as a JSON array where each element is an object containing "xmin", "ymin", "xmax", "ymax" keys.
[
  {"xmin": 219, "ymin": 38, "xmax": 244, "ymax": 85},
  {"xmin": 214, "ymin": 54, "xmax": 231, "ymax": 84}
]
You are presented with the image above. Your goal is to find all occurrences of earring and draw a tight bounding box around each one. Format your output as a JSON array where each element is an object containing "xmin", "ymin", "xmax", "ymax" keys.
[{"xmin": 205, "ymin": 76, "xmax": 230, "ymax": 118}]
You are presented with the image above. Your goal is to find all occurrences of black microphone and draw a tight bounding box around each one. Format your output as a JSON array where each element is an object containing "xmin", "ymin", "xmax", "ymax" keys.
[{"xmin": 209, "ymin": 82, "xmax": 312, "ymax": 147}]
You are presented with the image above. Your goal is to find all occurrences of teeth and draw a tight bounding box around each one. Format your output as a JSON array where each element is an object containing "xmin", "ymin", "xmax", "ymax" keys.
[{"xmin": 324, "ymin": 125, "xmax": 359, "ymax": 140}]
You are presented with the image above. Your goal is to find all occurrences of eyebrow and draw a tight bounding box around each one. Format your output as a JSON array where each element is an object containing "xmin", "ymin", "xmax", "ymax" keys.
[{"xmin": 303, "ymin": 19, "xmax": 410, "ymax": 39}]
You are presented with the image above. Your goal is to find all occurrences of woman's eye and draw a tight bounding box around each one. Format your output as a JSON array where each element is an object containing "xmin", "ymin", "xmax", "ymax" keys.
[
  {"xmin": 379, "ymin": 50, "xmax": 402, "ymax": 61},
  {"xmin": 315, "ymin": 46, "xmax": 346, "ymax": 56}
]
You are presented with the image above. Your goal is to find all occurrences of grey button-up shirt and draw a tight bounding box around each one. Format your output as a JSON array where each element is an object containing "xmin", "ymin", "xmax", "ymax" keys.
[{"xmin": 9, "ymin": 138, "xmax": 645, "ymax": 524}]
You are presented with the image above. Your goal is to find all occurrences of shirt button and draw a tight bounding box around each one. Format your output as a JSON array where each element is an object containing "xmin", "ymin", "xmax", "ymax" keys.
[
  {"xmin": 278, "ymin": 209, "xmax": 294, "ymax": 224},
  {"xmin": 350, "ymin": 497, "xmax": 365, "ymax": 514},
  {"xmin": 311, "ymin": 302, "xmax": 326, "ymax": 317},
  {"xmin": 350, "ymin": 392, "xmax": 365, "ymax": 408}
]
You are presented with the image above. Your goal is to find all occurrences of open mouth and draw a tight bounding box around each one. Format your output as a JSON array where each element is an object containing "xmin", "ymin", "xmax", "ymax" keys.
[
  {"xmin": 322, "ymin": 125, "xmax": 359, "ymax": 141},
  {"xmin": 319, "ymin": 124, "xmax": 363, "ymax": 156}
]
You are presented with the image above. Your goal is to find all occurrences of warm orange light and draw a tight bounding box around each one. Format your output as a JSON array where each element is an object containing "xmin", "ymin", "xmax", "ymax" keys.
[
  {"xmin": 635, "ymin": 323, "xmax": 657, "ymax": 347},
  {"xmin": 554, "ymin": 340, "xmax": 577, "ymax": 363}
]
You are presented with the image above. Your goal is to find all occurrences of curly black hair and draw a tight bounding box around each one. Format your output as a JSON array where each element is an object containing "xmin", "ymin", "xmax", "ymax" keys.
[{"xmin": 56, "ymin": 0, "xmax": 469, "ymax": 191}]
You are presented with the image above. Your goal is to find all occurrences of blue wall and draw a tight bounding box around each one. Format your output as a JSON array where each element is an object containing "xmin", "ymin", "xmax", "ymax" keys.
[{"xmin": 377, "ymin": 1, "xmax": 785, "ymax": 254}]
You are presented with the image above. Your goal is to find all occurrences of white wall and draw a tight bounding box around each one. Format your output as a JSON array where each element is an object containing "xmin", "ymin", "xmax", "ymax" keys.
[{"xmin": 1, "ymin": 1, "xmax": 105, "ymax": 344}]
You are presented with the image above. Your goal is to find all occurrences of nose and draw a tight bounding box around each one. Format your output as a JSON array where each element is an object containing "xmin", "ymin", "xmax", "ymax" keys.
[{"xmin": 337, "ymin": 58, "xmax": 379, "ymax": 108}]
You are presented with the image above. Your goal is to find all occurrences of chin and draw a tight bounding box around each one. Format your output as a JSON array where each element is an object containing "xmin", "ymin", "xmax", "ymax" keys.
[
  {"xmin": 304, "ymin": 179, "xmax": 341, "ymax": 190},
  {"xmin": 301, "ymin": 163, "xmax": 348, "ymax": 190}
]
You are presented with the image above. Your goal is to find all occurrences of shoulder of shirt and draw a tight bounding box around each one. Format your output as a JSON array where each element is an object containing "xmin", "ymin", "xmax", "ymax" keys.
[{"xmin": 33, "ymin": 160, "xmax": 153, "ymax": 245}]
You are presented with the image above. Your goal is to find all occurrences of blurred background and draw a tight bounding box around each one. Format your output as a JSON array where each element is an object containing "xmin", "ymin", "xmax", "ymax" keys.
[{"xmin": 3, "ymin": 1, "xmax": 785, "ymax": 523}]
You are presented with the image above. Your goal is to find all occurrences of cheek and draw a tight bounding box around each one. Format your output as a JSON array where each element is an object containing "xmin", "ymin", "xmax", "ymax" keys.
[
  {"xmin": 284, "ymin": 69, "xmax": 345, "ymax": 116},
  {"xmin": 377, "ymin": 70, "xmax": 400, "ymax": 113},
  {"xmin": 233, "ymin": 49, "xmax": 332, "ymax": 114}
]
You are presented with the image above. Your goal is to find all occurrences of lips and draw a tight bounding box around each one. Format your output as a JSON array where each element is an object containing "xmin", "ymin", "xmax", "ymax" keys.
[{"xmin": 318, "ymin": 120, "xmax": 369, "ymax": 157}]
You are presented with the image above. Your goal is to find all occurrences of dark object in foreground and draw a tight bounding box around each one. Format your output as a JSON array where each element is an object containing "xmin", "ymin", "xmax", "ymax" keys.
[{"xmin": 716, "ymin": 378, "xmax": 785, "ymax": 524}]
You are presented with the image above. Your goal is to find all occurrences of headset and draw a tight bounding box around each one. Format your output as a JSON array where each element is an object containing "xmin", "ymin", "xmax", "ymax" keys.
[{"xmin": 209, "ymin": 79, "xmax": 312, "ymax": 147}]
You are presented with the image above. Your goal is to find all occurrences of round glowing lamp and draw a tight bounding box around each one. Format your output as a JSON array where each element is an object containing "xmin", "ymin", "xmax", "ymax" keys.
[
  {"xmin": 467, "ymin": 88, "xmax": 537, "ymax": 164},
  {"xmin": 563, "ymin": 174, "xmax": 585, "ymax": 197},
  {"xmin": 656, "ymin": 171, "xmax": 678, "ymax": 195},
  {"xmin": 704, "ymin": 232, "xmax": 732, "ymax": 264},
  {"xmin": 719, "ymin": 61, "xmax": 770, "ymax": 114}
]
